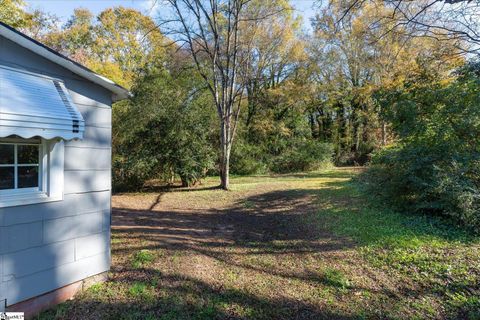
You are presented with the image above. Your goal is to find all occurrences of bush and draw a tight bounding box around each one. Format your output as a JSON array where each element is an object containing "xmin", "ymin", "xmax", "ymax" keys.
[
  {"xmin": 230, "ymin": 141, "xmax": 268, "ymax": 175},
  {"xmin": 113, "ymin": 154, "xmax": 157, "ymax": 192},
  {"xmin": 362, "ymin": 145, "xmax": 480, "ymax": 231},
  {"xmin": 363, "ymin": 61, "xmax": 480, "ymax": 232},
  {"xmin": 270, "ymin": 140, "xmax": 333, "ymax": 173}
]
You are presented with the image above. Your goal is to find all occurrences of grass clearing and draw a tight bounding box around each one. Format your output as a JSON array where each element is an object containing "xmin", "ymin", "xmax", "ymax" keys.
[{"xmin": 37, "ymin": 168, "xmax": 480, "ymax": 319}]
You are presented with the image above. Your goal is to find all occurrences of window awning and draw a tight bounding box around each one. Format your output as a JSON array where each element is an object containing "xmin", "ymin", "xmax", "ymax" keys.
[{"xmin": 0, "ymin": 66, "xmax": 85, "ymax": 140}]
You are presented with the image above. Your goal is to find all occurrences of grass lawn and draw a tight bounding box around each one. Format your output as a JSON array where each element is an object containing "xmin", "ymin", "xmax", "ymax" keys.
[{"xmin": 38, "ymin": 168, "xmax": 480, "ymax": 320}]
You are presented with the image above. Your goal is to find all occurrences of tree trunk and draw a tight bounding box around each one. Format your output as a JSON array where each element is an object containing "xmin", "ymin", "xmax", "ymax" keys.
[
  {"xmin": 219, "ymin": 119, "xmax": 231, "ymax": 190},
  {"xmin": 220, "ymin": 154, "xmax": 230, "ymax": 190},
  {"xmin": 354, "ymin": 123, "xmax": 361, "ymax": 152},
  {"xmin": 382, "ymin": 121, "xmax": 387, "ymax": 146},
  {"xmin": 181, "ymin": 176, "xmax": 190, "ymax": 187},
  {"xmin": 338, "ymin": 103, "xmax": 348, "ymax": 151}
]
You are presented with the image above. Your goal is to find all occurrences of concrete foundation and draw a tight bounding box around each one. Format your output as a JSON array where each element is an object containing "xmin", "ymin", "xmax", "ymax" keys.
[{"xmin": 6, "ymin": 272, "xmax": 108, "ymax": 319}]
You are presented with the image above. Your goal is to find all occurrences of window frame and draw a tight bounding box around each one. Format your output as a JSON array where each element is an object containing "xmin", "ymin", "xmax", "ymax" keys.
[
  {"xmin": 0, "ymin": 137, "xmax": 64, "ymax": 208},
  {"xmin": 0, "ymin": 140, "xmax": 42, "ymax": 194}
]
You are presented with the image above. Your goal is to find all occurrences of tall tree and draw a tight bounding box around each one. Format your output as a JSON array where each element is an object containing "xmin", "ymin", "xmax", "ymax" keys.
[
  {"xmin": 161, "ymin": 0, "xmax": 263, "ymax": 190},
  {"xmin": 113, "ymin": 59, "xmax": 216, "ymax": 190},
  {"xmin": 240, "ymin": 0, "xmax": 306, "ymax": 131},
  {"xmin": 44, "ymin": 8, "xmax": 95, "ymax": 66},
  {"xmin": 93, "ymin": 7, "xmax": 168, "ymax": 87},
  {"xmin": 310, "ymin": 0, "xmax": 464, "ymax": 163}
]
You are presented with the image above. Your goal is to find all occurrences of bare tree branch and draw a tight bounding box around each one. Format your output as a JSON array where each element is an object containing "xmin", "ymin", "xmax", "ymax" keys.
[{"xmin": 334, "ymin": 0, "xmax": 480, "ymax": 54}]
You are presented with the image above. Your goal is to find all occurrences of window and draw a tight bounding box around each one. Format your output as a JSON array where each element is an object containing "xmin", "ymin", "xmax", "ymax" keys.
[
  {"xmin": 0, "ymin": 142, "xmax": 41, "ymax": 192},
  {"xmin": 0, "ymin": 137, "xmax": 64, "ymax": 208}
]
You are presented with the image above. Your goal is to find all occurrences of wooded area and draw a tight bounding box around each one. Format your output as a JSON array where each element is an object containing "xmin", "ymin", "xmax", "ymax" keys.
[{"xmin": 1, "ymin": 0, "xmax": 479, "ymax": 230}]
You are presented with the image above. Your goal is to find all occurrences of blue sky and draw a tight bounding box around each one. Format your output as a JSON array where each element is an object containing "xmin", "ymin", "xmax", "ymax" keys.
[{"xmin": 25, "ymin": 0, "xmax": 317, "ymax": 31}]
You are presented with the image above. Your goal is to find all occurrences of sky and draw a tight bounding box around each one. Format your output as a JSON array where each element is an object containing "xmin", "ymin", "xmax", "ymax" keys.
[{"xmin": 25, "ymin": 0, "xmax": 317, "ymax": 31}]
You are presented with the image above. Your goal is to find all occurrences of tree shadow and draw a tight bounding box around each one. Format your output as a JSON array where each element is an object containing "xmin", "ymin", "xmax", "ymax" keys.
[
  {"xmin": 143, "ymin": 184, "xmax": 223, "ymax": 194},
  {"xmin": 38, "ymin": 269, "xmax": 366, "ymax": 320},
  {"xmin": 38, "ymin": 170, "xmax": 480, "ymax": 319}
]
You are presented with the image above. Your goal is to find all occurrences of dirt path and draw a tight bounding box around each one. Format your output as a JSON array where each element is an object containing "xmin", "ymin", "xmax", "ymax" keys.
[{"xmin": 114, "ymin": 187, "xmax": 336, "ymax": 247}]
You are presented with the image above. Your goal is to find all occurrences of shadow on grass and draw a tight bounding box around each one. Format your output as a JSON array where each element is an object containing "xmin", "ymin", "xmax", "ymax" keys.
[
  {"xmin": 118, "ymin": 184, "xmax": 224, "ymax": 195},
  {"xmin": 38, "ymin": 268, "xmax": 365, "ymax": 320},
  {"xmin": 38, "ymin": 170, "xmax": 479, "ymax": 319},
  {"xmin": 315, "ymin": 180, "xmax": 477, "ymax": 246}
]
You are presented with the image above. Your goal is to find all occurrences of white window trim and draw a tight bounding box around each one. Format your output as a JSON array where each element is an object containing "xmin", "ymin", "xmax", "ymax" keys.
[{"xmin": 0, "ymin": 138, "xmax": 64, "ymax": 208}]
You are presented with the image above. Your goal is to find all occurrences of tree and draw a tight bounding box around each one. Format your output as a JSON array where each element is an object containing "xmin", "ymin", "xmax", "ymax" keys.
[
  {"xmin": 44, "ymin": 7, "xmax": 169, "ymax": 88},
  {"xmin": 0, "ymin": 0, "xmax": 58, "ymax": 38},
  {"xmin": 44, "ymin": 8, "xmax": 95, "ymax": 67},
  {"xmin": 23, "ymin": 9, "xmax": 60, "ymax": 40},
  {"xmin": 308, "ymin": 0, "xmax": 464, "ymax": 164},
  {"xmin": 161, "ymin": 0, "xmax": 266, "ymax": 190},
  {"xmin": 364, "ymin": 59, "xmax": 480, "ymax": 231},
  {"xmin": 113, "ymin": 62, "xmax": 216, "ymax": 190},
  {"xmin": 239, "ymin": 0, "xmax": 305, "ymax": 130},
  {"xmin": 0, "ymin": 0, "xmax": 30, "ymax": 28},
  {"xmin": 93, "ymin": 7, "xmax": 169, "ymax": 87},
  {"xmin": 311, "ymin": 1, "xmax": 387, "ymax": 163}
]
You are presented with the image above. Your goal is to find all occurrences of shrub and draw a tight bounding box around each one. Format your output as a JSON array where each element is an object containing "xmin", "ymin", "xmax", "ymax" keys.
[
  {"xmin": 113, "ymin": 154, "xmax": 157, "ymax": 192},
  {"xmin": 230, "ymin": 141, "xmax": 268, "ymax": 175},
  {"xmin": 270, "ymin": 140, "xmax": 333, "ymax": 173},
  {"xmin": 363, "ymin": 144, "xmax": 480, "ymax": 226},
  {"xmin": 363, "ymin": 61, "xmax": 480, "ymax": 232}
]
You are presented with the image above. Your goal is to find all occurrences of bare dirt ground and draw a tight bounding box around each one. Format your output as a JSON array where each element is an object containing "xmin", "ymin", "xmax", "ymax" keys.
[{"xmin": 108, "ymin": 169, "xmax": 378, "ymax": 319}]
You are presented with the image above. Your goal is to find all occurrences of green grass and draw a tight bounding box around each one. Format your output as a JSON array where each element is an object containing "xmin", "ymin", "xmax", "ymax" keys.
[
  {"xmin": 314, "ymin": 177, "xmax": 480, "ymax": 318},
  {"xmin": 128, "ymin": 281, "xmax": 155, "ymax": 301},
  {"xmin": 131, "ymin": 249, "xmax": 156, "ymax": 268},
  {"xmin": 321, "ymin": 268, "xmax": 351, "ymax": 290}
]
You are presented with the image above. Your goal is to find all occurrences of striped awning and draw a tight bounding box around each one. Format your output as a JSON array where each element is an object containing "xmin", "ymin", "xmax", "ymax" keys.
[{"xmin": 0, "ymin": 65, "xmax": 85, "ymax": 140}]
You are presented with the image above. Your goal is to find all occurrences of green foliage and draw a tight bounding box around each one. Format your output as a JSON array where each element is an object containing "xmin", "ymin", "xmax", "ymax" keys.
[
  {"xmin": 0, "ymin": 0, "xmax": 29, "ymax": 28},
  {"xmin": 270, "ymin": 140, "xmax": 333, "ymax": 173},
  {"xmin": 317, "ymin": 170, "xmax": 479, "ymax": 318},
  {"xmin": 9, "ymin": 0, "xmax": 474, "ymax": 200},
  {"xmin": 321, "ymin": 268, "xmax": 351, "ymax": 289},
  {"xmin": 231, "ymin": 135, "xmax": 333, "ymax": 175},
  {"xmin": 0, "ymin": 0, "xmax": 59, "ymax": 37},
  {"xmin": 230, "ymin": 141, "xmax": 267, "ymax": 175},
  {"xmin": 113, "ymin": 66, "xmax": 216, "ymax": 191},
  {"xmin": 131, "ymin": 249, "xmax": 155, "ymax": 268},
  {"xmin": 128, "ymin": 282, "xmax": 155, "ymax": 302},
  {"xmin": 364, "ymin": 61, "xmax": 480, "ymax": 232},
  {"xmin": 43, "ymin": 7, "xmax": 169, "ymax": 88}
]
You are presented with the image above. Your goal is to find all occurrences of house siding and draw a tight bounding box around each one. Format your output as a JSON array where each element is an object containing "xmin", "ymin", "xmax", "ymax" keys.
[{"xmin": 0, "ymin": 35, "xmax": 112, "ymax": 306}]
